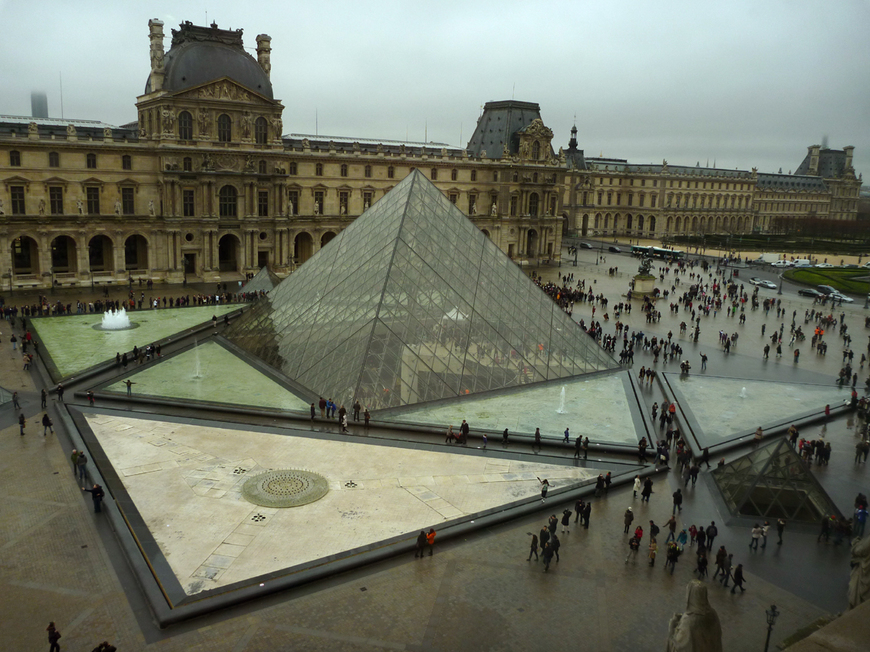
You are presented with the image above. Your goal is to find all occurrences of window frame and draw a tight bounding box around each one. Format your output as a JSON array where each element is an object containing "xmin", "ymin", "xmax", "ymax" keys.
[
  {"xmin": 86, "ymin": 153, "xmax": 97, "ymax": 169},
  {"xmin": 121, "ymin": 155, "xmax": 132, "ymax": 171},
  {"xmin": 48, "ymin": 151, "xmax": 60, "ymax": 168},
  {"xmin": 258, "ymin": 190, "xmax": 269, "ymax": 217},
  {"xmin": 121, "ymin": 187, "xmax": 135, "ymax": 215},
  {"xmin": 254, "ymin": 117, "xmax": 267, "ymax": 145},
  {"xmin": 217, "ymin": 114, "xmax": 232, "ymax": 142},
  {"xmin": 178, "ymin": 111, "xmax": 193, "ymax": 140},
  {"xmin": 10, "ymin": 185, "xmax": 25, "ymax": 214},
  {"xmin": 86, "ymin": 186, "xmax": 100, "ymax": 215},
  {"xmin": 219, "ymin": 185, "xmax": 238, "ymax": 217},
  {"xmin": 182, "ymin": 189, "xmax": 195, "ymax": 217},
  {"xmin": 49, "ymin": 186, "xmax": 64, "ymax": 215}
]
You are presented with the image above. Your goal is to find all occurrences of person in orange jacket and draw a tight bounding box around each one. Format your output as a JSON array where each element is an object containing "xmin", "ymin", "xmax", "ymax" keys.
[{"xmin": 425, "ymin": 528, "xmax": 436, "ymax": 556}]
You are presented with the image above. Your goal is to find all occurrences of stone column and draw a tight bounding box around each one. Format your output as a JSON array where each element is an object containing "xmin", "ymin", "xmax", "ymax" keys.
[
  {"xmin": 256, "ymin": 34, "xmax": 272, "ymax": 78},
  {"xmin": 148, "ymin": 19, "xmax": 165, "ymax": 93}
]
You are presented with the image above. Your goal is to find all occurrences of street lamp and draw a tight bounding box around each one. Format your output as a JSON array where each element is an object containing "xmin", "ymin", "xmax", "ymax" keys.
[
  {"xmin": 777, "ymin": 274, "xmax": 783, "ymax": 296},
  {"xmin": 763, "ymin": 605, "xmax": 779, "ymax": 652}
]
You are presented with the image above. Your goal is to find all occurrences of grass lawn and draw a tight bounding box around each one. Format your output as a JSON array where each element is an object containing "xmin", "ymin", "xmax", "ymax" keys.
[{"xmin": 784, "ymin": 268, "xmax": 870, "ymax": 294}]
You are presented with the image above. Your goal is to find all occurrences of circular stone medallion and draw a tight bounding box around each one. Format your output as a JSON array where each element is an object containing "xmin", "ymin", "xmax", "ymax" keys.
[{"xmin": 241, "ymin": 469, "xmax": 329, "ymax": 508}]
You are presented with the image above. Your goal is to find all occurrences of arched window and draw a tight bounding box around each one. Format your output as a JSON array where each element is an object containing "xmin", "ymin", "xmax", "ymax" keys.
[
  {"xmin": 255, "ymin": 117, "xmax": 267, "ymax": 144},
  {"xmin": 219, "ymin": 185, "xmax": 238, "ymax": 217},
  {"xmin": 365, "ymin": 165, "xmax": 372, "ymax": 178},
  {"xmin": 217, "ymin": 114, "xmax": 232, "ymax": 142},
  {"xmin": 10, "ymin": 150, "xmax": 21, "ymax": 166},
  {"xmin": 451, "ymin": 169, "xmax": 458, "ymax": 181},
  {"xmin": 258, "ymin": 160, "xmax": 267, "ymax": 174},
  {"xmin": 183, "ymin": 157, "xmax": 192, "ymax": 172},
  {"xmin": 340, "ymin": 164, "xmax": 348, "ymax": 177},
  {"xmin": 387, "ymin": 166, "xmax": 394, "ymax": 179},
  {"xmin": 122, "ymin": 155, "xmax": 132, "ymax": 170},
  {"xmin": 531, "ymin": 141, "xmax": 540, "ymax": 160},
  {"xmin": 430, "ymin": 168, "xmax": 438, "ymax": 180},
  {"xmin": 86, "ymin": 153, "xmax": 97, "ymax": 169},
  {"xmin": 178, "ymin": 111, "xmax": 193, "ymax": 140}
]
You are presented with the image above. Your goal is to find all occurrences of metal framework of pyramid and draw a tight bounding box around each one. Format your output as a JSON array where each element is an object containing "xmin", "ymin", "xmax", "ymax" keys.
[
  {"xmin": 241, "ymin": 266, "xmax": 282, "ymax": 294},
  {"xmin": 225, "ymin": 170, "xmax": 618, "ymax": 409},
  {"xmin": 712, "ymin": 438, "xmax": 841, "ymax": 522}
]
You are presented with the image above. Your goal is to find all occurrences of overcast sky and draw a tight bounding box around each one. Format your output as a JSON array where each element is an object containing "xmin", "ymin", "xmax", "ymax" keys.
[{"xmin": 1, "ymin": 0, "xmax": 868, "ymax": 178}]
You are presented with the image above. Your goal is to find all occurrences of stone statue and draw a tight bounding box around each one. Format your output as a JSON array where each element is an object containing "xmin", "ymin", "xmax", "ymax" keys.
[
  {"xmin": 201, "ymin": 153, "xmax": 214, "ymax": 171},
  {"xmin": 0, "ymin": 199, "xmax": 4, "ymax": 214},
  {"xmin": 364, "ymin": 200, "xmax": 370, "ymax": 211},
  {"xmin": 67, "ymin": 124, "xmax": 76, "ymax": 138},
  {"xmin": 469, "ymin": 202, "xmax": 476, "ymax": 216},
  {"xmin": 667, "ymin": 581, "xmax": 722, "ymax": 652},
  {"xmin": 313, "ymin": 202, "xmax": 320, "ymax": 216},
  {"xmin": 148, "ymin": 200, "xmax": 156, "ymax": 217},
  {"xmin": 271, "ymin": 115, "xmax": 282, "ymax": 138},
  {"xmin": 77, "ymin": 199, "xmax": 84, "ymax": 214},
  {"xmin": 491, "ymin": 202, "xmax": 497, "ymax": 216},
  {"xmin": 849, "ymin": 534, "xmax": 870, "ymax": 609},
  {"xmin": 244, "ymin": 154, "xmax": 255, "ymax": 173},
  {"xmin": 28, "ymin": 122, "xmax": 38, "ymax": 136},
  {"xmin": 288, "ymin": 200, "xmax": 295, "ymax": 216},
  {"xmin": 161, "ymin": 107, "xmax": 175, "ymax": 134},
  {"xmin": 503, "ymin": 143, "xmax": 510, "ymax": 158},
  {"xmin": 340, "ymin": 205, "xmax": 347, "ymax": 215},
  {"xmin": 38, "ymin": 199, "xmax": 46, "ymax": 216},
  {"xmin": 241, "ymin": 111, "xmax": 253, "ymax": 139},
  {"xmin": 103, "ymin": 127, "xmax": 112, "ymax": 139},
  {"xmin": 638, "ymin": 252, "xmax": 654, "ymax": 277},
  {"xmin": 198, "ymin": 108, "xmax": 210, "ymax": 136},
  {"xmin": 114, "ymin": 200, "xmax": 122, "ymax": 216}
]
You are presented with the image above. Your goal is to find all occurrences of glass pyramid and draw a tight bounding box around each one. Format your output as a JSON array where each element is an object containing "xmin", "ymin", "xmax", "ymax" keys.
[
  {"xmin": 225, "ymin": 170, "xmax": 619, "ymax": 409},
  {"xmin": 241, "ymin": 266, "xmax": 282, "ymax": 294},
  {"xmin": 712, "ymin": 438, "xmax": 841, "ymax": 522}
]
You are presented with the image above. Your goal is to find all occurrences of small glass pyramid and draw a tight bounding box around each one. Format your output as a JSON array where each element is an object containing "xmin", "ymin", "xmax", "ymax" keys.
[{"xmin": 225, "ymin": 170, "xmax": 619, "ymax": 409}]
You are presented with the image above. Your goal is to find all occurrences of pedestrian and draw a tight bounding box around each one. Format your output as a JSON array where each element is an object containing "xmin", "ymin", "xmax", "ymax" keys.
[
  {"xmin": 634, "ymin": 525, "xmax": 644, "ymax": 543},
  {"xmin": 340, "ymin": 412, "xmax": 349, "ymax": 434},
  {"xmin": 445, "ymin": 425, "xmax": 454, "ymax": 443},
  {"xmin": 713, "ymin": 546, "xmax": 727, "ymax": 579},
  {"xmin": 583, "ymin": 436, "xmax": 589, "ymax": 459},
  {"xmin": 573, "ymin": 436, "xmax": 582, "ymax": 459},
  {"xmin": 623, "ymin": 507, "xmax": 634, "ymax": 534},
  {"xmin": 695, "ymin": 548, "xmax": 708, "ymax": 578},
  {"xmin": 705, "ymin": 521, "xmax": 718, "ymax": 550},
  {"xmin": 13, "ymin": 391, "xmax": 21, "ymax": 409},
  {"xmin": 731, "ymin": 564, "xmax": 746, "ymax": 593},
  {"xmin": 688, "ymin": 524, "xmax": 697, "ymax": 547},
  {"xmin": 594, "ymin": 473, "xmax": 605, "ymax": 497},
  {"xmin": 124, "ymin": 379, "xmax": 135, "ymax": 396},
  {"xmin": 641, "ymin": 477, "xmax": 653, "ymax": 502},
  {"xmin": 318, "ymin": 397, "xmax": 326, "ymax": 418},
  {"xmin": 720, "ymin": 554, "xmax": 734, "ymax": 587},
  {"xmin": 776, "ymin": 518, "xmax": 786, "ymax": 545},
  {"xmin": 41, "ymin": 388, "xmax": 47, "ymax": 409},
  {"xmin": 633, "ymin": 474, "xmax": 641, "ymax": 498},
  {"xmin": 47, "ymin": 622, "xmax": 61, "ymax": 652},
  {"xmin": 672, "ymin": 488, "xmax": 683, "ymax": 514},
  {"xmin": 760, "ymin": 521, "xmax": 770, "ymax": 548},
  {"xmin": 18, "ymin": 412, "xmax": 26, "ymax": 436},
  {"xmin": 648, "ymin": 537, "xmax": 657, "ymax": 566},
  {"xmin": 414, "ymin": 531, "xmax": 427, "ymax": 558},
  {"xmin": 353, "ymin": 399, "xmax": 361, "ymax": 421},
  {"xmin": 666, "ymin": 542, "xmax": 681, "ymax": 575},
  {"xmin": 564, "ymin": 427, "xmax": 570, "ymax": 443},
  {"xmin": 481, "ymin": 432, "xmax": 487, "ymax": 448},
  {"xmin": 534, "ymin": 427, "xmax": 542, "ymax": 450},
  {"xmin": 75, "ymin": 450, "xmax": 88, "ymax": 484},
  {"xmin": 539, "ymin": 525, "xmax": 550, "ymax": 549},
  {"xmin": 538, "ymin": 477, "xmax": 550, "ymax": 502},
  {"xmin": 561, "ymin": 508, "xmax": 572, "ymax": 534},
  {"xmin": 854, "ymin": 506, "xmax": 868, "ymax": 538},
  {"xmin": 818, "ymin": 515, "xmax": 832, "ymax": 542},
  {"xmin": 363, "ymin": 408, "xmax": 370, "ymax": 427},
  {"xmin": 502, "ymin": 428, "xmax": 510, "ymax": 446},
  {"xmin": 459, "ymin": 419, "xmax": 470, "ymax": 445},
  {"xmin": 425, "ymin": 528, "xmax": 436, "ymax": 556},
  {"xmin": 310, "ymin": 402, "xmax": 316, "ymax": 420},
  {"xmin": 649, "ymin": 520, "xmax": 661, "ymax": 541},
  {"xmin": 42, "ymin": 413, "xmax": 54, "ymax": 436},
  {"xmin": 749, "ymin": 523, "xmax": 762, "ymax": 550},
  {"xmin": 665, "ymin": 515, "xmax": 677, "ymax": 543},
  {"xmin": 527, "ymin": 534, "xmax": 539, "ymax": 561},
  {"xmin": 551, "ymin": 534, "xmax": 561, "ymax": 563},
  {"xmin": 695, "ymin": 526, "xmax": 707, "ymax": 550},
  {"xmin": 626, "ymin": 535, "xmax": 641, "ymax": 563},
  {"xmin": 56, "ymin": 383, "xmax": 64, "ymax": 402},
  {"xmin": 542, "ymin": 542, "xmax": 554, "ymax": 571},
  {"xmin": 83, "ymin": 483, "xmax": 105, "ymax": 512},
  {"xmin": 547, "ymin": 514, "xmax": 558, "ymax": 537},
  {"xmin": 87, "ymin": 390, "xmax": 95, "ymax": 406},
  {"xmin": 676, "ymin": 528, "xmax": 688, "ymax": 547},
  {"xmin": 574, "ymin": 498, "xmax": 583, "ymax": 524},
  {"xmin": 582, "ymin": 500, "xmax": 591, "ymax": 529}
]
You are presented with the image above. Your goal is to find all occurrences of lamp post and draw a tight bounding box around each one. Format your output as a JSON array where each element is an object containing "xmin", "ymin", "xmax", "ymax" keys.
[
  {"xmin": 777, "ymin": 273, "xmax": 783, "ymax": 296},
  {"xmin": 763, "ymin": 604, "xmax": 779, "ymax": 652}
]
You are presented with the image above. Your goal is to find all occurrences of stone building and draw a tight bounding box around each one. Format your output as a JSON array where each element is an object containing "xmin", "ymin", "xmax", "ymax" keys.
[{"xmin": 0, "ymin": 19, "xmax": 861, "ymax": 291}]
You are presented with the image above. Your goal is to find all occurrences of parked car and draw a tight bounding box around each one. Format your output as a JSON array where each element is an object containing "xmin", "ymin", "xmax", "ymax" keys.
[
  {"xmin": 816, "ymin": 285, "xmax": 837, "ymax": 295},
  {"xmin": 798, "ymin": 288, "xmax": 824, "ymax": 298},
  {"xmin": 608, "ymin": 246, "xmax": 621, "ymax": 253},
  {"xmin": 829, "ymin": 292, "xmax": 855, "ymax": 304},
  {"xmin": 771, "ymin": 260, "xmax": 793, "ymax": 268},
  {"xmin": 579, "ymin": 242, "xmax": 593, "ymax": 249},
  {"xmin": 814, "ymin": 263, "xmax": 834, "ymax": 268}
]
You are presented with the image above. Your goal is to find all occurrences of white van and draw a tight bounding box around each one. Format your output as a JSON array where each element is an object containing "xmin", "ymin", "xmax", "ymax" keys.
[{"xmin": 793, "ymin": 259, "xmax": 813, "ymax": 267}]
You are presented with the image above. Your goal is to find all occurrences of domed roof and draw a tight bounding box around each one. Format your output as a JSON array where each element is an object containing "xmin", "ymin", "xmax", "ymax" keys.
[{"xmin": 145, "ymin": 22, "xmax": 273, "ymax": 99}]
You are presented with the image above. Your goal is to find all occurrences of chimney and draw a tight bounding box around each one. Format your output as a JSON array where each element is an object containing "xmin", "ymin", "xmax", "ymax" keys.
[
  {"xmin": 844, "ymin": 146, "xmax": 854, "ymax": 171},
  {"xmin": 31, "ymin": 92, "xmax": 48, "ymax": 118},
  {"xmin": 148, "ymin": 19, "xmax": 165, "ymax": 93},
  {"xmin": 256, "ymin": 34, "xmax": 272, "ymax": 78},
  {"xmin": 808, "ymin": 145, "xmax": 820, "ymax": 176}
]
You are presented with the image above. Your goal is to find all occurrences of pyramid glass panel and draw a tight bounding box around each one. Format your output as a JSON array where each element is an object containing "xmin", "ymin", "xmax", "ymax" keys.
[
  {"xmin": 225, "ymin": 170, "xmax": 619, "ymax": 409},
  {"xmin": 712, "ymin": 439, "xmax": 841, "ymax": 522}
]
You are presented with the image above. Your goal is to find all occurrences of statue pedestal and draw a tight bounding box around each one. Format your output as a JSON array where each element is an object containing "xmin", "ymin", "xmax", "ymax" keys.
[{"xmin": 632, "ymin": 275, "xmax": 656, "ymax": 297}]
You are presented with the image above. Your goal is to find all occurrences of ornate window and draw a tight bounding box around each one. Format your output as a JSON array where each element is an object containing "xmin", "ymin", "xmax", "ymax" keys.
[
  {"xmin": 178, "ymin": 111, "xmax": 193, "ymax": 140},
  {"xmin": 258, "ymin": 190, "xmax": 269, "ymax": 217},
  {"xmin": 86, "ymin": 153, "xmax": 97, "ymax": 169},
  {"xmin": 217, "ymin": 114, "xmax": 232, "ymax": 142},
  {"xmin": 219, "ymin": 185, "xmax": 237, "ymax": 217},
  {"xmin": 182, "ymin": 189, "xmax": 195, "ymax": 217},
  {"xmin": 339, "ymin": 191, "xmax": 349, "ymax": 214},
  {"xmin": 255, "ymin": 117, "xmax": 267, "ymax": 144},
  {"xmin": 122, "ymin": 155, "xmax": 132, "ymax": 170},
  {"xmin": 528, "ymin": 193, "xmax": 539, "ymax": 216},
  {"xmin": 183, "ymin": 157, "xmax": 192, "ymax": 172},
  {"xmin": 86, "ymin": 186, "xmax": 100, "ymax": 214},
  {"xmin": 9, "ymin": 150, "xmax": 21, "ymax": 166},
  {"xmin": 121, "ymin": 187, "xmax": 135, "ymax": 215},
  {"xmin": 10, "ymin": 186, "xmax": 25, "ymax": 214},
  {"xmin": 259, "ymin": 160, "xmax": 267, "ymax": 174},
  {"xmin": 531, "ymin": 141, "xmax": 540, "ymax": 160},
  {"xmin": 48, "ymin": 151, "xmax": 59, "ymax": 168},
  {"xmin": 314, "ymin": 191, "xmax": 324, "ymax": 214},
  {"xmin": 510, "ymin": 195, "xmax": 518, "ymax": 216},
  {"xmin": 49, "ymin": 186, "xmax": 63, "ymax": 214}
]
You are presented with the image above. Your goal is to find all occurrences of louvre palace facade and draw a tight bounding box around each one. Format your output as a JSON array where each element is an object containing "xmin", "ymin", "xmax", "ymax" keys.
[{"xmin": 0, "ymin": 19, "xmax": 862, "ymax": 291}]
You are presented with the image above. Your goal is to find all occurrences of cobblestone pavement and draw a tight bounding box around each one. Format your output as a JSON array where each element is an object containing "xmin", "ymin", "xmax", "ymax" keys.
[{"xmin": 0, "ymin": 248, "xmax": 863, "ymax": 651}]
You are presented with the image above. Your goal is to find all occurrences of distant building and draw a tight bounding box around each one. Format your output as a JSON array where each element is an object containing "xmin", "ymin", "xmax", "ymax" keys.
[{"xmin": 0, "ymin": 19, "xmax": 861, "ymax": 291}]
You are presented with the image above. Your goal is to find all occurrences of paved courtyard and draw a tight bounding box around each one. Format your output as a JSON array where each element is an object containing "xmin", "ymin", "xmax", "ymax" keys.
[{"xmin": 1, "ymin": 244, "xmax": 867, "ymax": 651}]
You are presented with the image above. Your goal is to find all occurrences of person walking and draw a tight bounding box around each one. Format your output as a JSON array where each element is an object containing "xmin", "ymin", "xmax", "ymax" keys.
[
  {"xmin": 582, "ymin": 501, "xmax": 592, "ymax": 529},
  {"xmin": 534, "ymin": 427, "xmax": 542, "ymax": 451},
  {"xmin": 573, "ymin": 435, "xmax": 582, "ymax": 459},
  {"xmin": 694, "ymin": 548, "xmax": 708, "ymax": 579},
  {"xmin": 353, "ymin": 399, "xmax": 361, "ymax": 422},
  {"xmin": 542, "ymin": 542, "xmax": 554, "ymax": 571},
  {"xmin": 672, "ymin": 488, "xmax": 683, "ymax": 514},
  {"xmin": 41, "ymin": 388, "xmax": 47, "ymax": 409},
  {"xmin": 648, "ymin": 537, "xmax": 657, "ymax": 567},
  {"xmin": 623, "ymin": 507, "xmax": 634, "ymax": 534},
  {"xmin": 56, "ymin": 383, "xmax": 64, "ymax": 402},
  {"xmin": 776, "ymin": 518, "xmax": 786, "ymax": 545},
  {"xmin": 641, "ymin": 477, "xmax": 653, "ymax": 502},
  {"xmin": 720, "ymin": 554, "xmax": 734, "ymax": 587},
  {"xmin": 665, "ymin": 515, "xmax": 677, "ymax": 543},
  {"xmin": 75, "ymin": 451, "xmax": 88, "ymax": 484},
  {"xmin": 12, "ymin": 391, "xmax": 21, "ymax": 410},
  {"xmin": 363, "ymin": 408, "xmax": 371, "ymax": 428},
  {"xmin": 83, "ymin": 483, "xmax": 105, "ymax": 513},
  {"xmin": 666, "ymin": 542, "xmax": 681, "ymax": 575},
  {"xmin": 695, "ymin": 526, "xmax": 707, "ymax": 551},
  {"xmin": 705, "ymin": 521, "xmax": 718, "ymax": 550},
  {"xmin": 527, "ymin": 534, "xmax": 539, "ymax": 561},
  {"xmin": 760, "ymin": 521, "xmax": 770, "ymax": 549},
  {"xmin": 42, "ymin": 413, "xmax": 53, "ymax": 436},
  {"xmin": 47, "ymin": 622, "xmax": 61, "ymax": 652},
  {"xmin": 633, "ymin": 475, "xmax": 641, "ymax": 498},
  {"xmin": 561, "ymin": 508, "xmax": 572, "ymax": 534},
  {"xmin": 574, "ymin": 498, "xmax": 584, "ymax": 524},
  {"xmin": 563, "ymin": 427, "xmax": 570, "ymax": 444},
  {"xmin": 18, "ymin": 412, "xmax": 26, "ymax": 436},
  {"xmin": 731, "ymin": 564, "xmax": 746, "ymax": 593},
  {"xmin": 547, "ymin": 514, "xmax": 558, "ymax": 538},
  {"xmin": 749, "ymin": 524, "xmax": 762, "ymax": 550},
  {"xmin": 414, "ymin": 531, "xmax": 428, "ymax": 558},
  {"xmin": 713, "ymin": 546, "xmax": 727, "ymax": 580},
  {"xmin": 310, "ymin": 402, "xmax": 316, "ymax": 420},
  {"xmin": 539, "ymin": 525, "xmax": 550, "ymax": 549},
  {"xmin": 551, "ymin": 534, "xmax": 561, "ymax": 563},
  {"xmin": 854, "ymin": 506, "xmax": 868, "ymax": 538}
]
